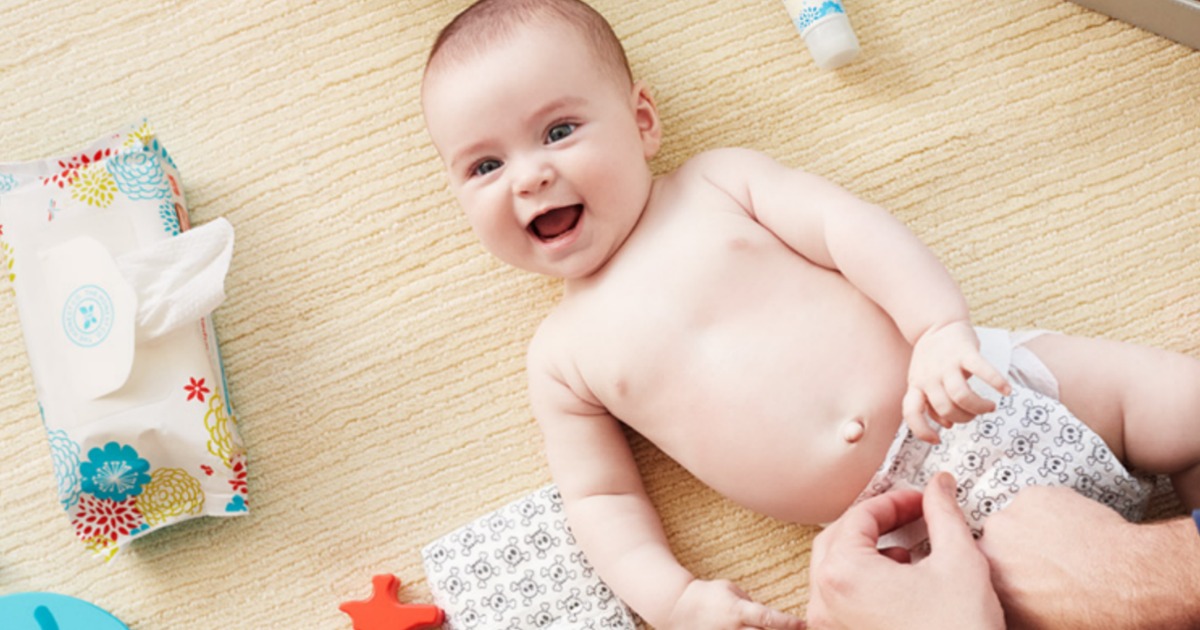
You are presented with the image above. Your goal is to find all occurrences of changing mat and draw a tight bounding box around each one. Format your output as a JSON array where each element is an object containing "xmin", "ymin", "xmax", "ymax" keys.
[{"xmin": 0, "ymin": 121, "xmax": 247, "ymax": 560}]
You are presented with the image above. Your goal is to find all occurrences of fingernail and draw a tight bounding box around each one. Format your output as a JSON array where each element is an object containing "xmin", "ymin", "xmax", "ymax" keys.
[{"xmin": 936, "ymin": 473, "xmax": 955, "ymax": 495}]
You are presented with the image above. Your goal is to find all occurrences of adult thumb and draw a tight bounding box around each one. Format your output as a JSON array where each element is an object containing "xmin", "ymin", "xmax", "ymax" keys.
[{"xmin": 923, "ymin": 473, "xmax": 975, "ymax": 553}]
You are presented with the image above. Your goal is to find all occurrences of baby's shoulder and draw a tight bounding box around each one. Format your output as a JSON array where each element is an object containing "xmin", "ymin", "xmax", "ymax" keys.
[
  {"xmin": 669, "ymin": 147, "xmax": 785, "ymax": 197},
  {"xmin": 525, "ymin": 304, "xmax": 599, "ymax": 406},
  {"xmin": 674, "ymin": 147, "xmax": 776, "ymax": 178},
  {"xmin": 526, "ymin": 304, "xmax": 575, "ymax": 371}
]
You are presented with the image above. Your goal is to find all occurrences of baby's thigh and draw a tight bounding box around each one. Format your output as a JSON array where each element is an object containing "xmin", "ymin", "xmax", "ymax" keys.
[{"xmin": 1023, "ymin": 333, "xmax": 1200, "ymax": 472}]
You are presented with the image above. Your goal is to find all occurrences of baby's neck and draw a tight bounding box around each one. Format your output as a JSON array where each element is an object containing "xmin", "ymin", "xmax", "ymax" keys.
[{"xmin": 556, "ymin": 176, "xmax": 664, "ymax": 298}]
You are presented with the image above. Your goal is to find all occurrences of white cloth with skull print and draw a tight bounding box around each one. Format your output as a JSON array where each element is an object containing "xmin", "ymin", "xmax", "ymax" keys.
[
  {"xmin": 421, "ymin": 484, "xmax": 637, "ymax": 630},
  {"xmin": 856, "ymin": 381, "xmax": 1155, "ymax": 552}
]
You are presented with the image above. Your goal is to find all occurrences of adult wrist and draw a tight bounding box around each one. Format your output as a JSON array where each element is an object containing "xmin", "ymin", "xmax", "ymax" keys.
[{"xmin": 1122, "ymin": 517, "xmax": 1200, "ymax": 628}]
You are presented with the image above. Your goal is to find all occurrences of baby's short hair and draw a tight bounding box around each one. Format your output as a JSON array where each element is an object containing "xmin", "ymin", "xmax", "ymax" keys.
[{"xmin": 425, "ymin": 0, "xmax": 632, "ymax": 86}]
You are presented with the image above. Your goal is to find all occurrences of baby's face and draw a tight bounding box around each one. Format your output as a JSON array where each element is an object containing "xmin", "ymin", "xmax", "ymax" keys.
[{"xmin": 423, "ymin": 23, "xmax": 659, "ymax": 279}]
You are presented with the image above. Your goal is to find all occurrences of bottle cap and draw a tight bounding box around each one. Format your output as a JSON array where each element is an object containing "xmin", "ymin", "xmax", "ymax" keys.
[{"xmin": 802, "ymin": 13, "xmax": 860, "ymax": 70}]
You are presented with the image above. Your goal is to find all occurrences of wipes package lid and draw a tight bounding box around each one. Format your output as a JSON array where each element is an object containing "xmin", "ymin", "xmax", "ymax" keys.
[
  {"xmin": 41, "ymin": 236, "xmax": 138, "ymax": 400},
  {"xmin": 0, "ymin": 121, "xmax": 247, "ymax": 560}
]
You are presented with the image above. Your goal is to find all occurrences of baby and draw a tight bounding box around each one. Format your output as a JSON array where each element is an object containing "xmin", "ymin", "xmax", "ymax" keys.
[{"xmin": 420, "ymin": 0, "xmax": 1200, "ymax": 627}]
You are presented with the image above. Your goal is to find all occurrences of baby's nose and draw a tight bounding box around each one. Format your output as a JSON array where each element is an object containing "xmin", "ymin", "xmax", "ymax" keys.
[{"xmin": 513, "ymin": 160, "xmax": 555, "ymax": 195}]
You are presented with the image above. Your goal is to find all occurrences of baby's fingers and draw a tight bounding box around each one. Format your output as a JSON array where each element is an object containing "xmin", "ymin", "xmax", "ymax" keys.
[
  {"xmin": 963, "ymin": 353, "xmax": 1011, "ymax": 397},
  {"xmin": 922, "ymin": 386, "xmax": 959, "ymax": 424},
  {"xmin": 942, "ymin": 371, "xmax": 995, "ymax": 418},
  {"xmin": 902, "ymin": 386, "xmax": 940, "ymax": 443},
  {"xmin": 735, "ymin": 599, "xmax": 806, "ymax": 629}
]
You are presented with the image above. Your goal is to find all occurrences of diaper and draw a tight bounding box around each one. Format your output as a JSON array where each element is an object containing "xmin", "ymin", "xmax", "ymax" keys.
[
  {"xmin": 856, "ymin": 328, "xmax": 1154, "ymax": 548},
  {"xmin": 421, "ymin": 484, "xmax": 637, "ymax": 630},
  {"xmin": 0, "ymin": 122, "xmax": 247, "ymax": 560}
]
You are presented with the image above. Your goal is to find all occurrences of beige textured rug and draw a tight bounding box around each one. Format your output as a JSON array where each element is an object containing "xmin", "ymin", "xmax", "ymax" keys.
[{"xmin": 0, "ymin": 0, "xmax": 1196, "ymax": 627}]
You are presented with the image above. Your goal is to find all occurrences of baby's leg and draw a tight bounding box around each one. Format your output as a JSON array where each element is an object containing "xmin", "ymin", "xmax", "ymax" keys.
[{"xmin": 1024, "ymin": 333, "xmax": 1200, "ymax": 508}]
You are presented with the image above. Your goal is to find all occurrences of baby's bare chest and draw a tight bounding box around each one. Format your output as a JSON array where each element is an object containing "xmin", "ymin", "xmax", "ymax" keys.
[
  {"xmin": 566, "ymin": 210, "xmax": 905, "ymax": 426},
  {"xmin": 558, "ymin": 214, "xmax": 912, "ymax": 520}
]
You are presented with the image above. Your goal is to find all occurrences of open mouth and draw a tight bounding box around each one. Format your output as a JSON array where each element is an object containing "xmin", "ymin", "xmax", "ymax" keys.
[{"xmin": 528, "ymin": 204, "xmax": 583, "ymax": 242}]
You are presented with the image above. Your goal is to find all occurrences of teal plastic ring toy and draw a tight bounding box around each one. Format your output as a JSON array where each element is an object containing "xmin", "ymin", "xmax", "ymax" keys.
[{"xmin": 0, "ymin": 593, "xmax": 129, "ymax": 630}]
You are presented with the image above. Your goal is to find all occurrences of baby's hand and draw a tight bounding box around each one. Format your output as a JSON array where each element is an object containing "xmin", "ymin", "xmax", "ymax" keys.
[
  {"xmin": 666, "ymin": 579, "xmax": 805, "ymax": 629},
  {"xmin": 903, "ymin": 321, "xmax": 1010, "ymax": 443}
]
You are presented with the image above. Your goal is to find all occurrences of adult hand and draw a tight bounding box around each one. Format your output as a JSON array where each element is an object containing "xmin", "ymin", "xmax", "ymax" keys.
[
  {"xmin": 665, "ymin": 578, "xmax": 805, "ymax": 629},
  {"xmin": 979, "ymin": 485, "xmax": 1200, "ymax": 629},
  {"xmin": 807, "ymin": 473, "xmax": 1003, "ymax": 630}
]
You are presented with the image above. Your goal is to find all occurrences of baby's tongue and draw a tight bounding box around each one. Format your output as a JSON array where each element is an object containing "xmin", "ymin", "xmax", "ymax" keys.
[{"xmin": 532, "ymin": 205, "xmax": 580, "ymax": 240}]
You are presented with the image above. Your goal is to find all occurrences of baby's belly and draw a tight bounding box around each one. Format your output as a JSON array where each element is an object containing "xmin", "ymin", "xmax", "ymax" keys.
[
  {"xmin": 674, "ymin": 406, "xmax": 903, "ymax": 524},
  {"xmin": 619, "ymin": 321, "xmax": 912, "ymax": 524},
  {"xmin": 582, "ymin": 242, "xmax": 916, "ymax": 523}
]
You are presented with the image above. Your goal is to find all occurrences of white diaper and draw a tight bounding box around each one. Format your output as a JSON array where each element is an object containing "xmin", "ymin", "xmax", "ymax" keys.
[
  {"xmin": 856, "ymin": 327, "xmax": 1154, "ymax": 549},
  {"xmin": 421, "ymin": 485, "xmax": 637, "ymax": 630},
  {"xmin": 975, "ymin": 327, "xmax": 1060, "ymax": 400}
]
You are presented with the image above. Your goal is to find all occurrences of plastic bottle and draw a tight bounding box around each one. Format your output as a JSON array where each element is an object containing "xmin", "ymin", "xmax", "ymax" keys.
[{"xmin": 782, "ymin": 0, "xmax": 861, "ymax": 70}]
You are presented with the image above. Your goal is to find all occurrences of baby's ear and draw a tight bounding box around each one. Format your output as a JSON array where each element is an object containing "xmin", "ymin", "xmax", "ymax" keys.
[{"xmin": 631, "ymin": 80, "xmax": 662, "ymax": 158}]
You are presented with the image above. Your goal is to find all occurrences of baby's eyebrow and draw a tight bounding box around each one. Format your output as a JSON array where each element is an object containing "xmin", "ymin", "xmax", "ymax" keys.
[
  {"xmin": 446, "ymin": 96, "xmax": 589, "ymax": 174},
  {"xmin": 448, "ymin": 141, "xmax": 491, "ymax": 174},
  {"xmin": 522, "ymin": 96, "xmax": 587, "ymax": 127}
]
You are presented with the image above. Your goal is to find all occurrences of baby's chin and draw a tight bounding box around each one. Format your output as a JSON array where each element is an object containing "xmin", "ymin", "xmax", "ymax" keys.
[{"xmin": 508, "ymin": 254, "xmax": 606, "ymax": 281}]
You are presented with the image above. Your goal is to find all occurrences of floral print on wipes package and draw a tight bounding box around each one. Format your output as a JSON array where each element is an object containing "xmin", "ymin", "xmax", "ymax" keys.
[{"xmin": 0, "ymin": 121, "xmax": 246, "ymax": 560}]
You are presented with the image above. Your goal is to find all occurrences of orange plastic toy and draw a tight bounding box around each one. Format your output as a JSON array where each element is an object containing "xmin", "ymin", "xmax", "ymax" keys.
[{"xmin": 339, "ymin": 574, "xmax": 445, "ymax": 630}]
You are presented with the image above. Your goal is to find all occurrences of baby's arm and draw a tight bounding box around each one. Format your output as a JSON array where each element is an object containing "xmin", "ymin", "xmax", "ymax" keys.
[
  {"xmin": 527, "ymin": 328, "xmax": 803, "ymax": 629},
  {"xmin": 697, "ymin": 148, "xmax": 1009, "ymax": 439},
  {"xmin": 528, "ymin": 351, "xmax": 689, "ymax": 624}
]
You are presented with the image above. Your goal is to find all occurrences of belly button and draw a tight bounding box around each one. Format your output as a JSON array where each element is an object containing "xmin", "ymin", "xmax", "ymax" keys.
[{"xmin": 841, "ymin": 418, "xmax": 865, "ymax": 443}]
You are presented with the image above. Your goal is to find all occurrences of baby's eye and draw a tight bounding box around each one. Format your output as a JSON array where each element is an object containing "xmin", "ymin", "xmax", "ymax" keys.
[
  {"xmin": 546, "ymin": 123, "xmax": 576, "ymax": 144},
  {"xmin": 472, "ymin": 159, "xmax": 502, "ymax": 177}
]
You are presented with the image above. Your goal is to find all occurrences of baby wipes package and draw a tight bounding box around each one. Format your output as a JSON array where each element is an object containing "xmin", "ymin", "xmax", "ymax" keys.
[{"xmin": 0, "ymin": 121, "xmax": 247, "ymax": 560}]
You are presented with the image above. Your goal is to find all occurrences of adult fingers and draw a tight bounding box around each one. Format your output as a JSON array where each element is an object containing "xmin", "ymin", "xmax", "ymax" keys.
[
  {"xmin": 816, "ymin": 489, "xmax": 925, "ymax": 559},
  {"xmin": 878, "ymin": 546, "xmax": 912, "ymax": 563},
  {"xmin": 803, "ymin": 600, "xmax": 839, "ymax": 630},
  {"xmin": 809, "ymin": 493, "xmax": 923, "ymax": 630},
  {"xmin": 922, "ymin": 473, "xmax": 976, "ymax": 555}
]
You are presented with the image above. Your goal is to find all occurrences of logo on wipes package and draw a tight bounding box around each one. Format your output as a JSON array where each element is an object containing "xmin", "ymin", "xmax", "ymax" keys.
[{"xmin": 62, "ymin": 284, "xmax": 115, "ymax": 348}]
